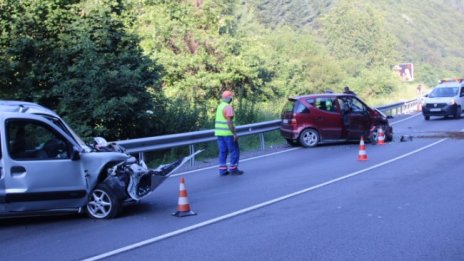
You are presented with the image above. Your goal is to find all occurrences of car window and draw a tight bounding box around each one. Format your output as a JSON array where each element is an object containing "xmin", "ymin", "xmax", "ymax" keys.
[
  {"xmin": 338, "ymin": 97, "xmax": 366, "ymax": 112},
  {"xmin": 350, "ymin": 98, "xmax": 366, "ymax": 112},
  {"xmin": 294, "ymin": 101, "xmax": 309, "ymax": 113},
  {"xmin": 337, "ymin": 98, "xmax": 347, "ymax": 111},
  {"xmin": 460, "ymin": 87, "xmax": 464, "ymax": 97},
  {"xmin": 315, "ymin": 97, "xmax": 337, "ymax": 112},
  {"xmin": 282, "ymin": 100, "xmax": 294, "ymax": 113},
  {"xmin": 305, "ymin": 98, "xmax": 315, "ymax": 106},
  {"xmin": 7, "ymin": 119, "xmax": 70, "ymax": 160}
]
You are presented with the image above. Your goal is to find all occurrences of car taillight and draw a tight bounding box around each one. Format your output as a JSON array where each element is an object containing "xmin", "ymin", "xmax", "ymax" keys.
[
  {"xmin": 291, "ymin": 113, "xmax": 297, "ymax": 127},
  {"xmin": 291, "ymin": 118, "xmax": 297, "ymax": 126}
]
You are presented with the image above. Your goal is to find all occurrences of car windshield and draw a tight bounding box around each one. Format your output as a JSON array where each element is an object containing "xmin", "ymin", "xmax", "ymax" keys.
[
  {"xmin": 429, "ymin": 87, "xmax": 458, "ymax": 98},
  {"xmin": 40, "ymin": 114, "xmax": 89, "ymax": 150}
]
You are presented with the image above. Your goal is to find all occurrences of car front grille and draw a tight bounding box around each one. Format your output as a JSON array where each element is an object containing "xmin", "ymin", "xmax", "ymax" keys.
[{"xmin": 425, "ymin": 103, "xmax": 447, "ymax": 109}]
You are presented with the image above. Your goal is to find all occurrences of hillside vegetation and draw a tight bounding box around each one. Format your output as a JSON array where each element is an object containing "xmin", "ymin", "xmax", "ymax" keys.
[
  {"xmin": 1, "ymin": 0, "xmax": 463, "ymax": 141},
  {"xmin": 251, "ymin": 0, "xmax": 464, "ymax": 85}
]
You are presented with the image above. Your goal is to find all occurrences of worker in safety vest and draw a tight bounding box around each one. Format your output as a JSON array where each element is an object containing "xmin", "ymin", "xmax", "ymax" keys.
[{"xmin": 214, "ymin": 90, "xmax": 244, "ymax": 176}]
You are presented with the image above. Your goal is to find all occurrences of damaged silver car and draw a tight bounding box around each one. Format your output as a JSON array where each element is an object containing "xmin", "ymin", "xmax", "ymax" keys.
[{"xmin": 0, "ymin": 101, "xmax": 198, "ymax": 219}]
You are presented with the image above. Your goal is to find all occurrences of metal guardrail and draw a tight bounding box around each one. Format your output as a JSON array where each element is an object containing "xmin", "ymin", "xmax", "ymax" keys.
[
  {"xmin": 376, "ymin": 98, "xmax": 419, "ymax": 116},
  {"xmin": 116, "ymin": 98, "xmax": 420, "ymax": 165}
]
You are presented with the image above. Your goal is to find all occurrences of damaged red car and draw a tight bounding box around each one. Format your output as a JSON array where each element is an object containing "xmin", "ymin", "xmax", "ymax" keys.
[{"xmin": 280, "ymin": 93, "xmax": 393, "ymax": 147}]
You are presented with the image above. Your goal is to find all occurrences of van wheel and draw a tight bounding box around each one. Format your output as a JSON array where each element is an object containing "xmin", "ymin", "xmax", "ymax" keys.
[
  {"xmin": 455, "ymin": 106, "xmax": 461, "ymax": 119},
  {"xmin": 86, "ymin": 183, "xmax": 121, "ymax": 219},
  {"xmin": 299, "ymin": 129, "xmax": 319, "ymax": 148}
]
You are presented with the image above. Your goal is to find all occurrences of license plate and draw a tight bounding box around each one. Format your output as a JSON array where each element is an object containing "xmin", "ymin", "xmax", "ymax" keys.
[
  {"xmin": 430, "ymin": 108, "xmax": 441, "ymax": 112},
  {"xmin": 282, "ymin": 119, "xmax": 289, "ymax": 124}
]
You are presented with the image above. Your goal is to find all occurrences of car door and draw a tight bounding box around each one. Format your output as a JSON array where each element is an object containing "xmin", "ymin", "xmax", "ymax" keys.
[
  {"xmin": 459, "ymin": 86, "xmax": 464, "ymax": 110},
  {"xmin": 313, "ymin": 97, "xmax": 343, "ymax": 139},
  {"xmin": 0, "ymin": 133, "xmax": 5, "ymax": 213},
  {"xmin": 344, "ymin": 97, "xmax": 371, "ymax": 139},
  {"xmin": 2, "ymin": 116, "xmax": 88, "ymax": 212}
]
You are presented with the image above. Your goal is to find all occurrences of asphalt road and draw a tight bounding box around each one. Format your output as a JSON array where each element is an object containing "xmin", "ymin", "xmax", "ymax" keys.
[{"xmin": 1, "ymin": 112, "xmax": 464, "ymax": 261}]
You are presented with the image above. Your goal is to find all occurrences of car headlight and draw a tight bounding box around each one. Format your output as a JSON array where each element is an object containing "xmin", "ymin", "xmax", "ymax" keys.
[{"xmin": 448, "ymin": 99, "xmax": 456, "ymax": 105}]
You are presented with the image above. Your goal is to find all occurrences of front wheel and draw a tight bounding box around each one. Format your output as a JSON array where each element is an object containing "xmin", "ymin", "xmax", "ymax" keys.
[
  {"xmin": 455, "ymin": 106, "xmax": 461, "ymax": 119},
  {"xmin": 298, "ymin": 128, "xmax": 319, "ymax": 148},
  {"xmin": 86, "ymin": 183, "xmax": 121, "ymax": 219},
  {"xmin": 369, "ymin": 130, "xmax": 378, "ymax": 145},
  {"xmin": 424, "ymin": 115, "xmax": 430, "ymax": 120}
]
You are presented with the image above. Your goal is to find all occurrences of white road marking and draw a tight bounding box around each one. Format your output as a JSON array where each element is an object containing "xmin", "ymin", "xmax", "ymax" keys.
[
  {"xmin": 390, "ymin": 113, "xmax": 421, "ymax": 125},
  {"xmin": 170, "ymin": 147, "xmax": 301, "ymax": 177},
  {"xmin": 82, "ymin": 137, "xmax": 447, "ymax": 261}
]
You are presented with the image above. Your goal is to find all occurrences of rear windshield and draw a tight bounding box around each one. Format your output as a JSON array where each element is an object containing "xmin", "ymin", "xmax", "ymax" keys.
[
  {"xmin": 282, "ymin": 100, "xmax": 309, "ymax": 113},
  {"xmin": 429, "ymin": 87, "xmax": 459, "ymax": 98}
]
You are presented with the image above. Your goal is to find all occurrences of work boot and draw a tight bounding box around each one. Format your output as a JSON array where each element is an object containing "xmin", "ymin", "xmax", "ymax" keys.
[{"xmin": 230, "ymin": 169, "xmax": 244, "ymax": 175}]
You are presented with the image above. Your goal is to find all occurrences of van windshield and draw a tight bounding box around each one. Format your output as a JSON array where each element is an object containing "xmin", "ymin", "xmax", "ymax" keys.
[{"xmin": 429, "ymin": 87, "xmax": 458, "ymax": 98}]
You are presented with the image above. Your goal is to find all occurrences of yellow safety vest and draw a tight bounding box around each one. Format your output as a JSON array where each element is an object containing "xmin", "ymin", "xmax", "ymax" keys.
[{"xmin": 215, "ymin": 101, "xmax": 234, "ymax": 136}]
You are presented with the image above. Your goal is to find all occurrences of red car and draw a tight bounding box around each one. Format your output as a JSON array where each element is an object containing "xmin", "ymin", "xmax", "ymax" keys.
[{"xmin": 280, "ymin": 93, "xmax": 393, "ymax": 147}]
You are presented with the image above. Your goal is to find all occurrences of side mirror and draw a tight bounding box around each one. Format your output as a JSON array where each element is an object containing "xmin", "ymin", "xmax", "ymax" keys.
[
  {"xmin": 387, "ymin": 115, "xmax": 394, "ymax": 119},
  {"xmin": 71, "ymin": 146, "xmax": 80, "ymax": 161}
]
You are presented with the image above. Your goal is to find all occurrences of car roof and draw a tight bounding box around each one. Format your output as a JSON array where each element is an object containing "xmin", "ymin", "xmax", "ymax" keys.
[
  {"xmin": 435, "ymin": 82, "xmax": 462, "ymax": 88},
  {"xmin": 290, "ymin": 93, "xmax": 353, "ymax": 100},
  {"xmin": 0, "ymin": 100, "xmax": 59, "ymax": 117}
]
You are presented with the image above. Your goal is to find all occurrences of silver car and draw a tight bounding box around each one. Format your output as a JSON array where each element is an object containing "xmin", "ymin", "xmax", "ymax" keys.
[{"xmin": 0, "ymin": 101, "xmax": 192, "ymax": 219}]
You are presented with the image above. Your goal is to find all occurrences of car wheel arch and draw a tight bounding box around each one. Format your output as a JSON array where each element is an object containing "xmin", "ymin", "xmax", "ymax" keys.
[
  {"xmin": 298, "ymin": 128, "xmax": 320, "ymax": 148},
  {"xmin": 86, "ymin": 183, "xmax": 122, "ymax": 219}
]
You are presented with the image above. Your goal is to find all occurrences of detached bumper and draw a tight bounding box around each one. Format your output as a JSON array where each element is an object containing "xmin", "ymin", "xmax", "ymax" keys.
[{"xmin": 150, "ymin": 172, "xmax": 169, "ymax": 191}]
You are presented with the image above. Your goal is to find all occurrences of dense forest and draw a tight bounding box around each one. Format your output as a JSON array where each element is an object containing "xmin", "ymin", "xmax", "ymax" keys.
[{"xmin": 1, "ymin": 0, "xmax": 463, "ymax": 141}]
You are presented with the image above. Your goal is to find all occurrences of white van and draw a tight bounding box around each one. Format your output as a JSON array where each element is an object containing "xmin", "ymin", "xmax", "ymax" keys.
[
  {"xmin": 0, "ymin": 100, "xmax": 194, "ymax": 219},
  {"xmin": 421, "ymin": 79, "xmax": 464, "ymax": 120}
]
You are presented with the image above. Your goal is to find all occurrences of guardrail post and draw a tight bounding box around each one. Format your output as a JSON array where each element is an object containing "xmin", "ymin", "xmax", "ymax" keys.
[
  {"xmin": 259, "ymin": 133, "xmax": 265, "ymax": 150},
  {"xmin": 189, "ymin": 144, "xmax": 195, "ymax": 167},
  {"xmin": 138, "ymin": 152, "xmax": 144, "ymax": 162}
]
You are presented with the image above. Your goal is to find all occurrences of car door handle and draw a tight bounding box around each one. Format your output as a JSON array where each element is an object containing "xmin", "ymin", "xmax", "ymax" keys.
[
  {"xmin": 11, "ymin": 166, "xmax": 26, "ymax": 177},
  {"xmin": 315, "ymin": 117, "xmax": 323, "ymax": 121}
]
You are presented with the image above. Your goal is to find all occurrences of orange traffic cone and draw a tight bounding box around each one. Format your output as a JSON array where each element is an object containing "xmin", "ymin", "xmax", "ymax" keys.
[
  {"xmin": 377, "ymin": 127, "xmax": 386, "ymax": 145},
  {"xmin": 172, "ymin": 177, "xmax": 197, "ymax": 217},
  {"xmin": 357, "ymin": 136, "xmax": 368, "ymax": 161}
]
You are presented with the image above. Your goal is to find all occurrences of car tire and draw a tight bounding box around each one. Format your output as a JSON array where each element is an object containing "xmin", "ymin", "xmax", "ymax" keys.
[
  {"xmin": 298, "ymin": 128, "xmax": 319, "ymax": 148},
  {"xmin": 286, "ymin": 139, "xmax": 300, "ymax": 147},
  {"xmin": 455, "ymin": 106, "xmax": 461, "ymax": 119},
  {"xmin": 369, "ymin": 129, "xmax": 378, "ymax": 145},
  {"xmin": 424, "ymin": 115, "xmax": 430, "ymax": 120},
  {"xmin": 86, "ymin": 183, "xmax": 121, "ymax": 219}
]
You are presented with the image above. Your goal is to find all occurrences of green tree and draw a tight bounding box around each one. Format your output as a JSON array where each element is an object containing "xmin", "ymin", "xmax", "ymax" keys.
[
  {"xmin": 0, "ymin": 0, "xmax": 164, "ymax": 140},
  {"xmin": 318, "ymin": 0, "xmax": 399, "ymax": 69},
  {"xmin": 132, "ymin": 0, "xmax": 272, "ymax": 126}
]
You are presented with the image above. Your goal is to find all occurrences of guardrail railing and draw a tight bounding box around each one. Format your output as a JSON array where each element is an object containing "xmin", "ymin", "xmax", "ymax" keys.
[{"xmin": 116, "ymin": 98, "xmax": 420, "ymax": 165}]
